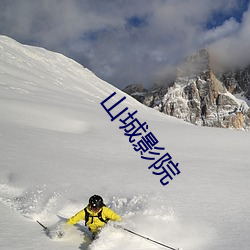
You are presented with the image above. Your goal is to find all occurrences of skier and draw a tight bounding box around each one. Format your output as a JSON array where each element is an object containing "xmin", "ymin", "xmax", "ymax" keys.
[{"xmin": 66, "ymin": 194, "xmax": 121, "ymax": 239}]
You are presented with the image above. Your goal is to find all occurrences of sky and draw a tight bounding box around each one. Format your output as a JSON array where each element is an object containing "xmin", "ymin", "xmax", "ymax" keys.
[{"xmin": 0, "ymin": 0, "xmax": 249, "ymax": 89}]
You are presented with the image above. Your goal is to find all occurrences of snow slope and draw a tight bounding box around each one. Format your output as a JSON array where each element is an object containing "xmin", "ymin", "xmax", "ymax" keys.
[{"xmin": 0, "ymin": 35, "xmax": 249, "ymax": 250}]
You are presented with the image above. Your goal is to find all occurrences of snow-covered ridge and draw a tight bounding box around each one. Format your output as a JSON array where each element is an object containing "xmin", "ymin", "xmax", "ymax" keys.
[
  {"xmin": 0, "ymin": 35, "xmax": 150, "ymax": 133},
  {"xmin": 0, "ymin": 36, "xmax": 250, "ymax": 250},
  {"xmin": 0, "ymin": 35, "xmax": 121, "ymax": 101}
]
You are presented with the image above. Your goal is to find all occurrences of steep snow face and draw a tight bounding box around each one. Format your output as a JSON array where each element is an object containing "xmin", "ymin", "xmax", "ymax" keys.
[{"xmin": 0, "ymin": 36, "xmax": 250, "ymax": 250}]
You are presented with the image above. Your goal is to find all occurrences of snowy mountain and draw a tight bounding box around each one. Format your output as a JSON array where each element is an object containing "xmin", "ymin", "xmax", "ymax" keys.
[
  {"xmin": 124, "ymin": 49, "xmax": 250, "ymax": 130},
  {"xmin": 217, "ymin": 65, "xmax": 250, "ymax": 100},
  {"xmin": 0, "ymin": 36, "xmax": 250, "ymax": 250}
]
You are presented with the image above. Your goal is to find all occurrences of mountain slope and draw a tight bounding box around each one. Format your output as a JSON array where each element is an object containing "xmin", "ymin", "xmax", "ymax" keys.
[
  {"xmin": 0, "ymin": 36, "xmax": 250, "ymax": 250},
  {"xmin": 124, "ymin": 49, "xmax": 250, "ymax": 130}
]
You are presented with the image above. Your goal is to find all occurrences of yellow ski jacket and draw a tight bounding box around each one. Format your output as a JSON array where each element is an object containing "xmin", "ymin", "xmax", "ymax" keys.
[{"xmin": 67, "ymin": 206, "xmax": 121, "ymax": 233}]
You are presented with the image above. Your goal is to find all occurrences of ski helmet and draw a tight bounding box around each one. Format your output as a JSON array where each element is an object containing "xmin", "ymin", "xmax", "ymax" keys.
[{"xmin": 89, "ymin": 195, "xmax": 104, "ymax": 210}]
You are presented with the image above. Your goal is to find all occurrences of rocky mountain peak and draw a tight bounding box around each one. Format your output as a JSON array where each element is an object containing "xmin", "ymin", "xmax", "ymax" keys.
[
  {"xmin": 177, "ymin": 49, "xmax": 210, "ymax": 78},
  {"xmin": 123, "ymin": 49, "xmax": 250, "ymax": 130}
]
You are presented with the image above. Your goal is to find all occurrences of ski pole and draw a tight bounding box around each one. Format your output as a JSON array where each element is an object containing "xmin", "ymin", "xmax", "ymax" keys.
[
  {"xmin": 37, "ymin": 220, "xmax": 48, "ymax": 231},
  {"xmin": 122, "ymin": 227, "xmax": 180, "ymax": 250}
]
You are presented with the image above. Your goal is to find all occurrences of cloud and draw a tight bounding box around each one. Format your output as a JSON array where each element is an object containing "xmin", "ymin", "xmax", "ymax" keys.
[
  {"xmin": 208, "ymin": 3, "xmax": 250, "ymax": 69},
  {"xmin": 0, "ymin": 0, "xmax": 249, "ymax": 89},
  {"xmin": 200, "ymin": 18, "xmax": 240, "ymax": 45}
]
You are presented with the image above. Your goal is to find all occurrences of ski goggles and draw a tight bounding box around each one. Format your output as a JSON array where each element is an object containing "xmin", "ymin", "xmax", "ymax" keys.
[{"xmin": 89, "ymin": 205, "xmax": 101, "ymax": 212}]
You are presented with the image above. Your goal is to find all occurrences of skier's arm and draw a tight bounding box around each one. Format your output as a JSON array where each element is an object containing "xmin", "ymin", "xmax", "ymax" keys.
[
  {"xmin": 67, "ymin": 209, "xmax": 85, "ymax": 225},
  {"xmin": 104, "ymin": 207, "xmax": 122, "ymax": 222}
]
